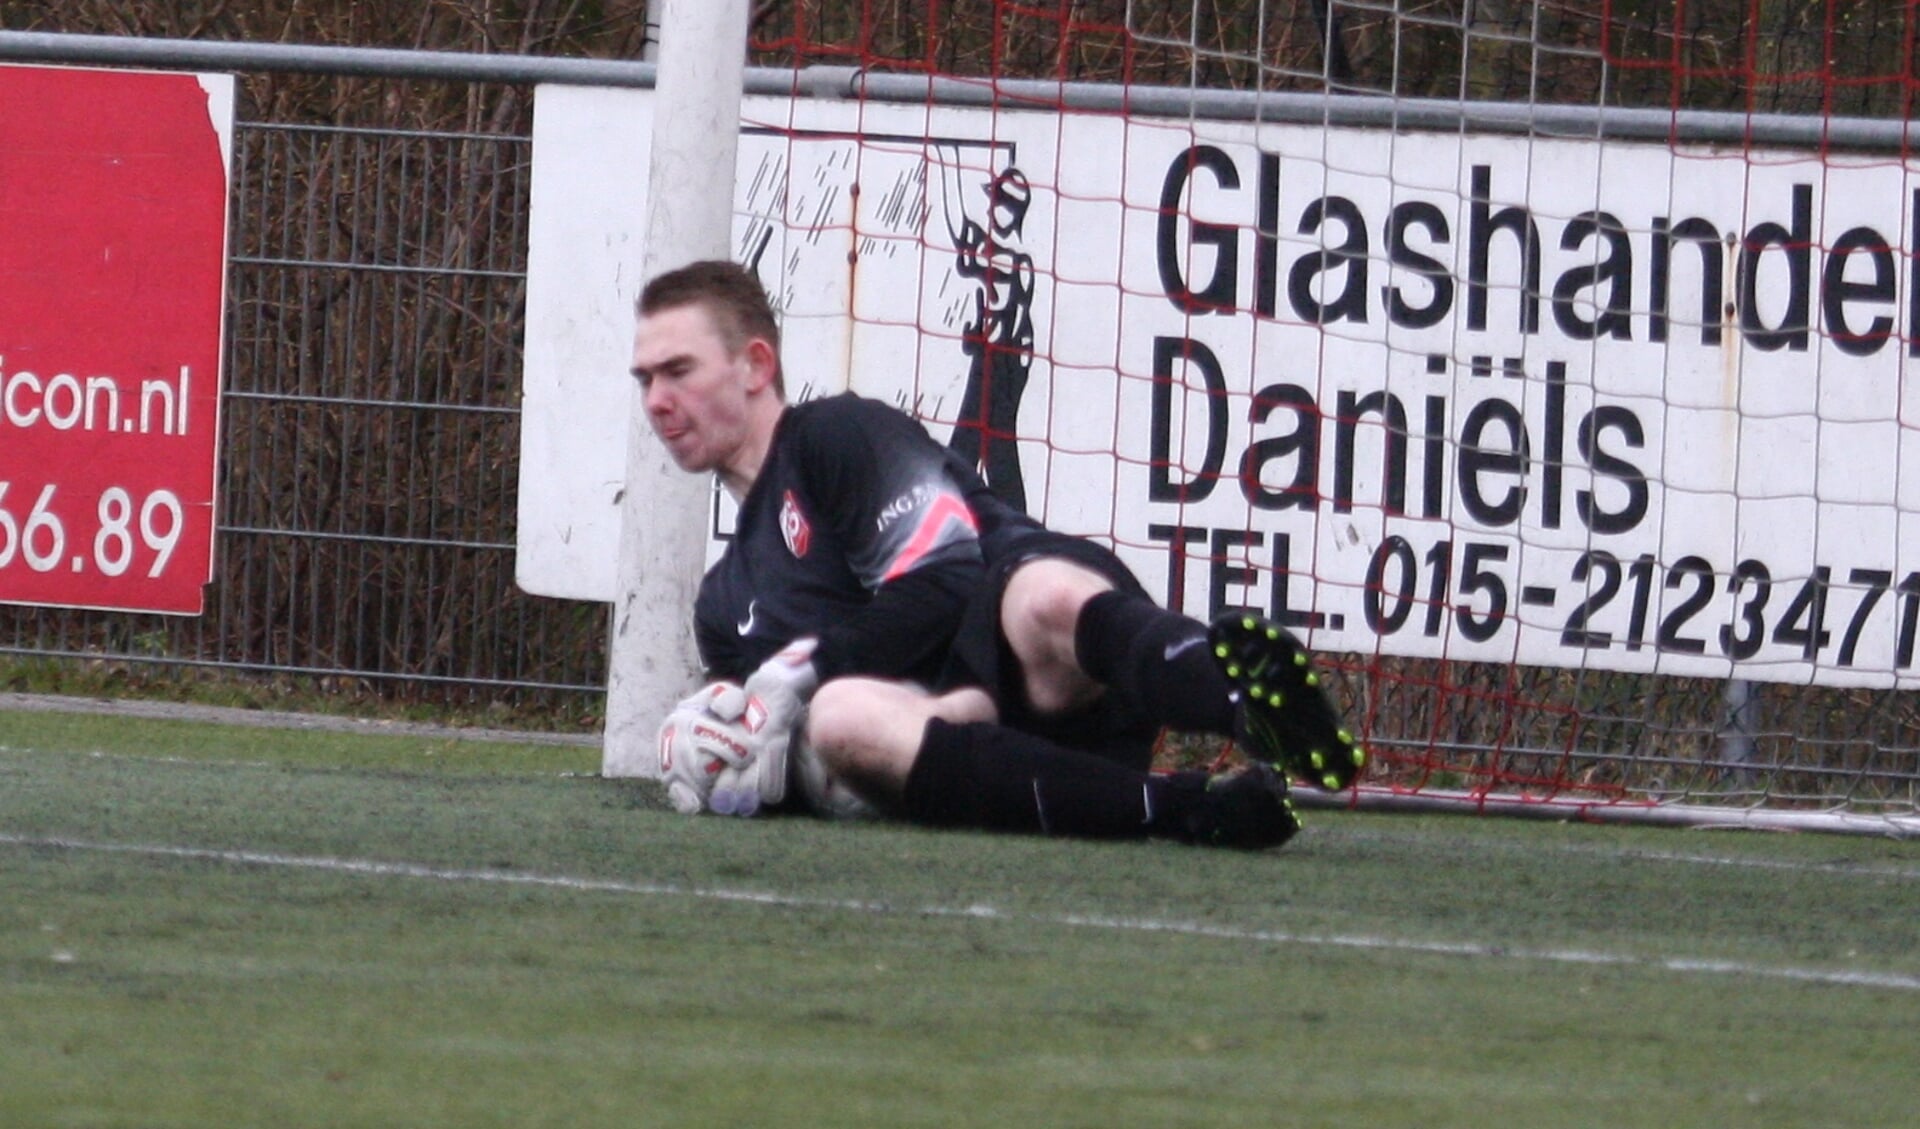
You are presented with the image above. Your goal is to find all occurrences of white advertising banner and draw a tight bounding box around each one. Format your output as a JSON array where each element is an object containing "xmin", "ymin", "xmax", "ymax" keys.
[{"xmin": 521, "ymin": 84, "xmax": 1920, "ymax": 689}]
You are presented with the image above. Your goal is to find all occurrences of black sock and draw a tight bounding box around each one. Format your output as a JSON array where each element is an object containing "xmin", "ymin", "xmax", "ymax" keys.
[
  {"xmin": 1072, "ymin": 589, "xmax": 1235, "ymax": 734},
  {"xmin": 903, "ymin": 719, "xmax": 1200, "ymax": 839}
]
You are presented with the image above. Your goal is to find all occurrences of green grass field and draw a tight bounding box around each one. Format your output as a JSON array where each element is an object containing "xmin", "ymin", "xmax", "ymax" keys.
[{"xmin": 4, "ymin": 704, "xmax": 1917, "ymax": 1128}]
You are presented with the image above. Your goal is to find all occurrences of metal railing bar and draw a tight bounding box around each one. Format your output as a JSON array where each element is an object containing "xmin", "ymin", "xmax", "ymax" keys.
[
  {"xmin": 6, "ymin": 30, "xmax": 1918, "ymax": 152},
  {"xmin": 221, "ymin": 389, "xmax": 522, "ymax": 415},
  {"xmin": 231, "ymin": 255, "xmax": 523, "ymax": 280},
  {"xmin": 218, "ymin": 526, "xmax": 514, "ymax": 552}
]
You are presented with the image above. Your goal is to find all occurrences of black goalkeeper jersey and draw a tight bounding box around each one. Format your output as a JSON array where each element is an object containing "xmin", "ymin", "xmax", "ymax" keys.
[{"xmin": 693, "ymin": 393, "xmax": 1034, "ymax": 686}]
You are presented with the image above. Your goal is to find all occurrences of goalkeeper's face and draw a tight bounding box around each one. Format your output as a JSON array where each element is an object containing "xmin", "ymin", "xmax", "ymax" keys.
[{"xmin": 631, "ymin": 302, "xmax": 779, "ymax": 490}]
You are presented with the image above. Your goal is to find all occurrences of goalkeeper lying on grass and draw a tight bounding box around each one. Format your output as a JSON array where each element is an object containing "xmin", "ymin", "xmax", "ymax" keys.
[{"xmin": 632, "ymin": 260, "xmax": 1364, "ymax": 848}]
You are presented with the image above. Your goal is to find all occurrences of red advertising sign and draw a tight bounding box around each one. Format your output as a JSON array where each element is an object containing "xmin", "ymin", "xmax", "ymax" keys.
[{"xmin": 0, "ymin": 64, "xmax": 232, "ymax": 614}]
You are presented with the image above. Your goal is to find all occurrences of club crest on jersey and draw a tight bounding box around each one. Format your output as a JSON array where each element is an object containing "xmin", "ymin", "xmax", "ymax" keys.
[{"xmin": 779, "ymin": 490, "xmax": 811, "ymax": 559}]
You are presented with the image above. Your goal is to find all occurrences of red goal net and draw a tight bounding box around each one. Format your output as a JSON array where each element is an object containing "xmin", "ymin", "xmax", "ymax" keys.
[{"xmin": 726, "ymin": 1, "xmax": 1920, "ymax": 830}]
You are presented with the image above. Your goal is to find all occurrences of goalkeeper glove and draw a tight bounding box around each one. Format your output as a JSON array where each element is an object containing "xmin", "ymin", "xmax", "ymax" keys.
[
  {"xmin": 655, "ymin": 681, "xmax": 753, "ymax": 814},
  {"xmin": 715, "ymin": 638, "xmax": 820, "ymax": 815}
]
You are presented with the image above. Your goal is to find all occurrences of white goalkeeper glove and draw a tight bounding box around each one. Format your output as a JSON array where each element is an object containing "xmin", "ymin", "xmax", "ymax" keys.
[
  {"xmin": 712, "ymin": 638, "xmax": 821, "ymax": 815},
  {"xmin": 655, "ymin": 682, "xmax": 753, "ymax": 815}
]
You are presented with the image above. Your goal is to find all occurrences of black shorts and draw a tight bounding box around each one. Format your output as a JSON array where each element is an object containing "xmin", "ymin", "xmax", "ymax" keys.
[{"xmin": 937, "ymin": 528, "xmax": 1159, "ymax": 769}]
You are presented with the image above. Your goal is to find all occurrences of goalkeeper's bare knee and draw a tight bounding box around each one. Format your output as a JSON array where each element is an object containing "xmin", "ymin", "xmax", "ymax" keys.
[
  {"xmin": 808, "ymin": 679, "xmax": 995, "ymax": 796},
  {"xmin": 1000, "ymin": 558, "xmax": 1112, "ymax": 715}
]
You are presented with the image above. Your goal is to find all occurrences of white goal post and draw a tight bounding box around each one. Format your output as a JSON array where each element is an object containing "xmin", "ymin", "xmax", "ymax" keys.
[{"xmin": 596, "ymin": 0, "xmax": 749, "ymax": 778}]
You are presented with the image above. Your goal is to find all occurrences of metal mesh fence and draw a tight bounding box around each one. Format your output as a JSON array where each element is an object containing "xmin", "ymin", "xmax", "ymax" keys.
[{"xmin": 0, "ymin": 71, "xmax": 609, "ymax": 720}]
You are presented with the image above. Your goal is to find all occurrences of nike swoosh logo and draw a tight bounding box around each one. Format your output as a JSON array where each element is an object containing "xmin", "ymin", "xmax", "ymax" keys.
[
  {"xmin": 737, "ymin": 600, "xmax": 757, "ymax": 636},
  {"xmin": 1163, "ymin": 633, "xmax": 1206, "ymax": 662}
]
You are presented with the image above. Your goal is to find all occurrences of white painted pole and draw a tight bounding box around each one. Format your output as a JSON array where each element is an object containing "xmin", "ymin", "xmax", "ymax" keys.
[{"xmin": 601, "ymin": 0, "xmax": 749, "ymax": 777}]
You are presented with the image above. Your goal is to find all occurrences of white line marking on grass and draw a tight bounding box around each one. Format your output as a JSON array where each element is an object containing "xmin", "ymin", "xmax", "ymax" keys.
[
  {"xmin": 0, "ymin": 746, "xmax": 284, "ymax": 770},
  {"xmin": 0, "ymin": 692, "xmax": 595, "ymax": 747},
  {"xmin": 1316, "ymin": 826, "xmax": 1920, "ymax": 882},
  {"xmin": 22, "ymin": 745, "xmax": 1920, "ymax": 882},
  {"xmin": 1044, "ymin": 913, "xmax": 1920, "ymax": 991},
  {"xmin": 1611, "ymin": 847, "xmax": 1920, "ymax": 881},
  {"xmin": 1, "ymin": 832, "xmax": 887, "ymax": 911},
  {"xmin": 9, "ymin": 831, "xmax": 1920, "ymax": 993}
]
